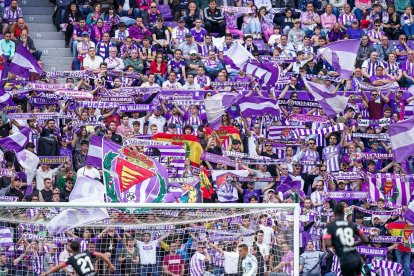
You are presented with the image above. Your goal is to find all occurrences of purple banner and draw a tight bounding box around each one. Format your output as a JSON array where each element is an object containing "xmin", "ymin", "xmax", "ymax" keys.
[
  {"xmin": 350, "ymin": 152, "xmax": 394, "ymax": 160},
  {"xmin": 277, "ymin": 99, "xmax": 321, "ymax": 108},
  {"xmin": 39, "ymin": 156, "xmax": 70, "ymax": 165},
  {"xmin": 77, "ymin": 101, "xmax": 118, "ymax": 109},
  {"xmin": 328, "ymin": 172, "xmax": 364, "ymax": 180},
  {"xmin": 288, "ymin": 114, "xmax": 329, "ymax": 123},
  {"xmin": 352, "ymin": 133, "xmax": 390, "ymax": 140},
  {"xmin": 8, "ymin": 113, "xmax": 72, "ymax": 120},
  {"xmin": 200, "ymin": 152, "xmax": 236, "ymax": 167},
  {"xmin": 27, "ymin": 82, "xmax": 74, "ymax": 91},
  {"xmin": 0, "ymin": 196, "xmax": 18, "ymax": 202},
  {"xmin": 371, "ymin": 235, "xmax": 403, "ymax": 243},
  {"xmin": 357, "ymin": 246, "xmax": 387, "ymax": 256},
  {"xmin": 0, "ymin": 169, "xmax": 12, "ymax": 177},
  {"xmin": 106, "ymin": 70, "xmax": 141, "ymax": 79},
  {"xmin": 55, "ymin": 90, "xmax": 93, "ymax": 99},
  {"xmin": 118, "ymin": 104, "xmax": 153, "ymax": 112},
  {"xmin": 158, "ymin": 90, "xmax": 206, "ymax": 101},
  {"xmin": 29, "ymin": 97, "xmax": 58, "ymax": 105},
  {"xmin": 353, "ymin": 206, "xmax": 402, "ymax": 216},
  {"xmin": 325, "ymin": 191, "xmax": 368, "ymax": 200},
  {"xmin": 117, "ymin": 86, "xmax": 160, "ymax": 95},
  {"xmin": 99, "ymin": 96, "xmax": 134, "ymax": 103},
  {"xmin": 46, "ymin": 70, "xmax": 92, "ymax": 79}
]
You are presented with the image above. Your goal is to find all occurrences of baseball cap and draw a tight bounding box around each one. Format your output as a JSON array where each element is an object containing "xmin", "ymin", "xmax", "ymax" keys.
[
  {"xmin": 185, "ymin": 32, "xmax": 193, "ymax": 38},
  {"xmin": 82, "ymin": 31, "xmax": 89, "ymax": 36},
  {"xmin": 49, "ymin": 243, "xmax": 58, "ymax": 249},
  {"xmin": 352, "ymin": 19, "xmax": 359, "ymax": 23},
  {"xmin": 178, "ymin": 18, "xmax": 184, "ymax": 23},
  {"xmin": 294, "ymin": 19, "xmax": 301, "ymax": 24},
  {"xmin": 189, "ymin": 50, "xmax": 198, "ymax": 55},
  {"xmin": 232, "ymin": 139, "xmax": 241, "ymax": 145},
  {"xmin": 168, "ymin": 123, "xmax": 176, "ymax": 129}
]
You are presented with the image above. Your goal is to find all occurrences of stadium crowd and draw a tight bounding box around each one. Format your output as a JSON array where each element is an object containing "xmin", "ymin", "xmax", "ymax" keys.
[{"xmin": 1, "ymin": 0, "xmax": 414, "ymax": 275}]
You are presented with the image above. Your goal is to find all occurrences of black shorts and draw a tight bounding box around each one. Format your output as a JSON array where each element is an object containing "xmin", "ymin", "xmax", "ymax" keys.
[{"xmin": 340, "ymin": 255, "xmax": 362, "ymax": 276}]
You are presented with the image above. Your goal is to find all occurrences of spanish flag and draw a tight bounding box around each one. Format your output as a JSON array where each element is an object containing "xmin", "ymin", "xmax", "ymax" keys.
[
  {"xmin": 204, "ymin": 126, "xmax": 243, "ymax": 151},
  {"xmin": 200, "ymin": 168, "xmax": 214, "ymax": 200},
  {"xmin": 152, "ymin": 133, "xmax": 203, "ymax": 166},
  {"xmin": 387, "ymin": 222, "xmax": 413, "ymax": 252}
]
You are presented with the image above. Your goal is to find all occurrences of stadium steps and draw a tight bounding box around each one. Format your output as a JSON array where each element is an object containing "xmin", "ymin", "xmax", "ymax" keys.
[{"xmin": 22, "ymin": 0, "xmax": 72, "ymax": 71}]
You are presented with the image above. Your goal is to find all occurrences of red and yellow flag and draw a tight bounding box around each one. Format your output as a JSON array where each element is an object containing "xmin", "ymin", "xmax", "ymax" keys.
[
  {"xmin": 387, "ymin": 222, "xmax": 413, "ymax": 252},
  {"xmin": 205, "ymin": 126, "xmax": 243, "ymax": 151},
  {"xmin": 152, "ymin": 133, "xmax": 203, "ymax": 166}
]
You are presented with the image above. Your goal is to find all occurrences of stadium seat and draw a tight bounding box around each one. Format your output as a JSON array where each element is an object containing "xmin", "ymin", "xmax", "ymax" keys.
[
  {"xmin": 158, "ymin": 5, "xmax": 173, "ymax": 21},
  {"xmin": 164, "ymin": 21, "xmax": 178, "ymax": 28}
]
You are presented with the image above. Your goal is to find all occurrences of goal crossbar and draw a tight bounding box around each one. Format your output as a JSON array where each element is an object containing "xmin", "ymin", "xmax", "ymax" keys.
[{"xmin": 0, "ymin": 202, "xmax": 301, "ymax": 275}]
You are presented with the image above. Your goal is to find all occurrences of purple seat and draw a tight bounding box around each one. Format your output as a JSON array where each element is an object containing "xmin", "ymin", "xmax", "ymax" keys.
[
  {"xmin": 210, "ymin": 33, "xmax": 219, "ymax": 37},
  {"xmin": 164, "ymin": 21, "xmax": 178, "ymax": 28},
  {"xmin": 159, "ymin": 5, "xmax": 173, "ymax": 21},
  {"xmin": 254, "ymin": 39, "xmax": 270, "ymax": 54}
]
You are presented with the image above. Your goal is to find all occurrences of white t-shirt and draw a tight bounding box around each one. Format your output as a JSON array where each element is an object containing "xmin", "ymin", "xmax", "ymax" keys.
[
  {"xmin": 77, "ymin": 166, "xmax": 100, "ymax": 179},
  {"xmin": 259, "ymin": 224, "xmax": 274, "ymax": 245},
  {"xmin": 223, "ymin": 251, "xmax": 239, "ymax": 274},
  {"xmin": 137, "ymin": 240, "xmax": 158, "ymax": 264},
  {"xmin": 129, "ymin": 117, "xmax": 146, "ymax": 135},
  {"xmin": 59, "ymin": 250, "xmax": 74, "ymax": 273},
  {"xmin": 147, "ymin": 115, "xmax": 166, "ymax": 133},
  {"xmin": 83, "ymin": 55, "xmax": 103, "ymax": 70},
  {"xmin": 255, "ymin": 242, "xmax": 270, "ymax": 259},
  {"xmin": 247, "ymin": 133, "xmax": 259, "ymax": 156}
]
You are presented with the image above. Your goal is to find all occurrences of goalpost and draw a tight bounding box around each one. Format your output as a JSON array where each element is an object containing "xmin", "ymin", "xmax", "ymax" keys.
[{"xmin": 0, "ymin": 202, "xmax": 300, "ymax": 276}]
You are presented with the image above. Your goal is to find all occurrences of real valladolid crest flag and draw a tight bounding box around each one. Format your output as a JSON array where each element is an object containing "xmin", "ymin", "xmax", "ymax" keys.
[
  {"xmin": 364, "ymin": 173, "xmax": 413, "ymax": 207},
  {"xmin": 102, "ymin": 139, "xmax": 169, "ymax": 203}
]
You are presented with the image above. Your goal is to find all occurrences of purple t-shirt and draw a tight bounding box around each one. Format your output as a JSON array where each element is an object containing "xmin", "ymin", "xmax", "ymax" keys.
[
  {"xmin": 190, "ymin": 28, "xmax": 208, "ymax": 43},
  {"xmin": 369, "ymin": 75, "xmax": 392, "ymax": 86},
  {"xmin": 168, "ymin": 59, "xmax": 186, "ymax": 78},
  {"xmin": 243, "ymin": 189, "xmax": 262, "ymax": 203}
]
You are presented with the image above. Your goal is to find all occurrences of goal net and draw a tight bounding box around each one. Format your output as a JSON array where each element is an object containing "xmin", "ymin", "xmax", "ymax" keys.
[{"xmin": 0, "ymin": 203, "xmax": 300, "ymax": 276}]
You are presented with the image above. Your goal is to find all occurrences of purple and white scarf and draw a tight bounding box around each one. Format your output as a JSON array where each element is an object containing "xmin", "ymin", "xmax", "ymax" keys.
[
  {"xmin": 352, "ymin": 133, "xmax": 389, "ymax": 140},
  {"xmin": 99, "ymin": 96, "xmax": 134, "ymax": 103},
  {"xmin": 325, "ymin": 191, "xmax": 368, "ymax": 200},
  {"xmin": 27, "ymin": 82, "xmax": 74, "ymax": 91},
  {"xmin": 118, "ymin": 104, "xmax": 153, "ymax": 112},
  {"xmin": 77, "ymin": 101, "xmax": 118, "ymax": 109},
  {"xmin": 288, "ymin": 114, "xmax": 329, "ymax": 123}
]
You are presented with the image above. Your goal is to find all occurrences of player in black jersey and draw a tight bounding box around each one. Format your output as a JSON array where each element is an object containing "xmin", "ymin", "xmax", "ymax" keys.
[
  {"xmin": 322, "ymin": 204, "xmax": 369, "ymax": 276},
  {"xmin": 41, "ymin": 240, "xmax": 115, "ymax": 276}
]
